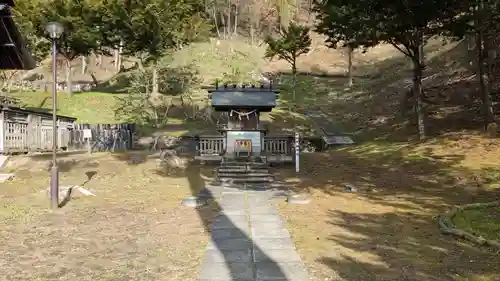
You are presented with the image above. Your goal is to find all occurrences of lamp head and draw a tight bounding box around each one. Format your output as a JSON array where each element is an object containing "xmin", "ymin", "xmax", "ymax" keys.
[{"xmin": 45, "ymin": 22, "xmax": 64, "ymax": 39}]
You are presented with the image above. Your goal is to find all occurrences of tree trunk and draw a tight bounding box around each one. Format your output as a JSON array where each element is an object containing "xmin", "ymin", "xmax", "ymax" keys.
[
  {"xmin": 213, "ymin": 8, "xmax": 221, "ymax": 37},
  {"xmin": 412, "ymin": 35, "xmax": 425, "ymax": 140},
  {"xmin": 65, "ymin": 59, "xmax": 73, "ymax": 96},
  {"xmin": 97, "ymin": 54, "xmax": 102, "ymax": 66},
  {"xmin": 89, "ymin": 71, "xmax": 98, "ymax": 87},
  {"xmin": 278, "ymin": 13, "xmax": 282, "ymax": 33},
  {"xmin": 292, "ymin": 61, "xmax": 297, "ymax": 101},
  {"xmin": 0, "ymin": 70, "xmax": 17, "ymax": 95},
  {"xmin": 234, "ymin": 10, "xmax": 238, "ymax": 35},
  {"xmin": 152, "ymin": 63, "xmax": 158, "ymax": 94},
  {"xmin": 118, "ymin": 39, "xmax": 124, "ymax": 71},
  {"xmin": 307, "ymin": 0, "xmax": 313, "ymax": 25},
  {"xmin": 114, "ymin": 49, "xmax": 119, "ymax": 69},
  {"xmin": 347, "ymin": 46, "xmax": 353, "ymax": 87},
  {"xmin": 227, "ymin": 0, "xmax": 231, "ymax": 38},
  {"xmin": 137, "ymin": 58, "xmax": 145, "ymax": 72},
  {"xmin": 220, "ymin": 11, "xmax": 226, "ymax": 38},
  {"xmin": 477, "ymin": 30, "xmax": 495, "ymax": 128},
  {"xmin": 278, "ymin": 3, "xmax": 290, "ymax": 31},
  {"xmin": 294, "ymin": 0, "xmax": 299, "ymax": 21},
  {"xmin": 250, "ymin": 24, "xmax": 255, "ymax": 45},
  {"xmin": 81, "ymin": 56, "xmax": 87, "ymax": 75}
]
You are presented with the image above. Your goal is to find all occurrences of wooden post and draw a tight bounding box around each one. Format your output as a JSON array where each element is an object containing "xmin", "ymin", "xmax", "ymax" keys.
[
  {"xmin": 0, "ymin": 110, "xmax": 4, "ymax": 153},
  {"xmin": 26, "ymin": 114, "xmax": 32, "ymax": 153},
  {"xmin": 295, "ymin": 132, "xmax": 300, "ymax": 172},
  {"xmin": 83, "ymin": 128, "xmax": 92, "ymax": 155}
]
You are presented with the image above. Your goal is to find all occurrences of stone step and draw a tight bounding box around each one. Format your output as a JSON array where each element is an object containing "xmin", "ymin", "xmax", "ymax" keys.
[
  {"xmin": 221, "ymin": 161, "xmax": 268, "ymax": 166},
  {"xmin": 218, "ymin": 165, "xmax": 268, "ymax": 169},
  {"xmin": 217, "ymin": 168, "xmax": 269, "ymax": 173},
  {"xmin": 218, "ymin": 173, "xmax": 272, "ymax": 178},
  {"xmin": 218, "ymin": 167, "xmax": 269, "ymax": 172},
  {"xmin": 221, "ymin": 177, "xmax": 273, "ymax": 183}
]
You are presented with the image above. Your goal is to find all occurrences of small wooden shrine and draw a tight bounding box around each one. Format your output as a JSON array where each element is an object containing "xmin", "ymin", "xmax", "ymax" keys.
[{"xmin": 195, "ymin": 83, "xmax": 294, "ymax": 163}]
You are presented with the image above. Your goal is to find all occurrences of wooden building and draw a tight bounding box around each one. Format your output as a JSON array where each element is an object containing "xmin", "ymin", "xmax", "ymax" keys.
[
  {"xmin": 0, "ymin": 100, "xmax": 76, "ymax": 153},
  {"xmin": 195, "ymin": 84, "xmax": 294, "ymax": 163}
]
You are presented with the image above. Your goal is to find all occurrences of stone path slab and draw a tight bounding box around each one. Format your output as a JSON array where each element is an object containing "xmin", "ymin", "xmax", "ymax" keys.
[
  {"xmin": 251, "ymin": 225, "xmax": 292, "ymax": 239},
  {"xmin": 0, "ymin": 155, "xmax": 8, "ymax": 168},
  {"xmin": 252, "ymin": 238, "xmax": 296, "ymax": 250},
  {"xmin": 253, "ymin": 248, "xmax": 302, "ymax": 263},
  {"xmin": 208, "ymin": 238, "xmax": 252, "ymax": 251},
  {"xmin": 250, "ymin": 214, "xmax": 285, "ymax": 224},
  {"xmin": 249, "ymin": 208, "xmax": 280, "ymax": 217},
  {"xmin": 204, "ymin": 249, "xmax": 252, "ymax": 263},
  {"xmin": 0, "ymin": 173, "xmax": 14, "ymax": 183},
  {"xmin": 255, "ymin": 262, "xmax": 309, "ymax": 281},
  {"xmin": 211, "ymin": 228, "xmax": 250, "ymax": 240},
  {"xmin": 199, "ymin": 184, "xmax": 310, "ymax": 281},
  {"xmin": 199, "ymin": 261, "xmax": 254, "ymax": 281}
]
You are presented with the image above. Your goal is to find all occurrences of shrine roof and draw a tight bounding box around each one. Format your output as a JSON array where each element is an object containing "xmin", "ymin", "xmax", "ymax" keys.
[
  {"xmin": 207, "ymin": 84, "xmax": 279, "ymax": 110},
  {"xmin": 0, "ymin": 1, "xmax": 36, "ymax": 69},
  {"xmin": 211, "ymin": 91, "xmax": 276, "ymax": 107}
]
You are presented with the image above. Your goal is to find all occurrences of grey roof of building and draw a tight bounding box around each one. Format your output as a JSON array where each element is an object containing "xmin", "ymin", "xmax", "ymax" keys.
[
  {"xmin": 0, "ymin": 1, "xmax": 36, "ymax": 70},
  {"xmin": 211, "ymin": 91, "xmax": 277, "ymax": 107}
]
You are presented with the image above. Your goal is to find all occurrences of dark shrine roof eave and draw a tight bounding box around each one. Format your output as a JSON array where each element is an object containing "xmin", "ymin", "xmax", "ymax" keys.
[
  {"xmin": 207, "ymin": 89, "xmax": 281, "ymax": 94},
  {"xmin": 212, "ymin": 106, "xmax": 275, "ymax": 112},
  {"xmin": 1, "ymin": 0, "xmax": 15, "ymax": 7},
  {"xmin": 205, "ymin": 86, "xmax": 281, "ymax": 94},
  {"xmin": 0, "ymin": 1, "xmax": 37, "ymax": 70}
]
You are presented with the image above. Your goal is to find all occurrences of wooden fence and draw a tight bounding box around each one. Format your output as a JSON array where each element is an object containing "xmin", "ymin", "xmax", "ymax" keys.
[
  {"xmin": 0, "ymin": 106, "xmax": 76, "ymax": 154},
  {"xmin": 196, "ymin": 135, "xmax": 225, "ymax": 156},
  {"xmin": 194, "ymin": 134, "xmax": 294, "ymax": 161},
  {"xmin": 68, "ymin": 124, "xmax": 134, "ymax": 152},
  {"xmin": 0, "ymin": 105, "xmax": 134, "ymax": 154},
  {"xmin": 263, "ymin": 136, "xmax": 293, "ymax": 156}
]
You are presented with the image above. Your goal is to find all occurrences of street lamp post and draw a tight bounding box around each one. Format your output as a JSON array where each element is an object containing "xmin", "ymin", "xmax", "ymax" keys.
[{"xmin": 45, "ymin": 22, "xmax": 64, "ymax": 209}]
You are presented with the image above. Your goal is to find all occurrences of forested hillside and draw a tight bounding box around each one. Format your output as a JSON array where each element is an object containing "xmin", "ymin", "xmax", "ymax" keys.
[{"xmin": 1, "ymin": 0, "xmax": 500, "ymax": 138}]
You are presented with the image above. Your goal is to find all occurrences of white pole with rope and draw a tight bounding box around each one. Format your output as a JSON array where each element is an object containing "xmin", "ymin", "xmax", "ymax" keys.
[{"xmin": 295, "ymin": 131, "xmax": 300, "ymax": 173}]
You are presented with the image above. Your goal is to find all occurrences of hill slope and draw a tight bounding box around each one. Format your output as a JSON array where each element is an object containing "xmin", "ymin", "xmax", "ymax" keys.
[{"xmin": 8, "ymin": 38, "xmax": 268, "ymax": 124}]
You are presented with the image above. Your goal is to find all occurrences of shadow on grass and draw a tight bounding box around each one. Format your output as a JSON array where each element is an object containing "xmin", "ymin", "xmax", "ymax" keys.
[
  {"xmin": 272, "ymin": 144, "xmax": 500, "ymax": 280},
  {"xmin": 15, "ymin": 151, "xmax": 98, "ymax": 174},
  {"xmin": 318, "ymin": 209, "xmax": 499, "ymax": 281}
]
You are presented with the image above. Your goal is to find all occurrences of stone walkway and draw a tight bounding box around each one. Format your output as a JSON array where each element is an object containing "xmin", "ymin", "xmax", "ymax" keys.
[{"xmin": 199, "ymin": 188, "xmax": 310, "ymax": 281}]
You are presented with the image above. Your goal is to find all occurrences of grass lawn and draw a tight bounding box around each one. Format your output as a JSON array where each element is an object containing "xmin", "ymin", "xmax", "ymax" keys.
[
  {"xmin": 453, "ymin": 205, "xmax": 500, "ymax": 242},
  {"xmin": 0, "ymin": 152, "xmax": 219, "ymax": 281},
  {"xmin": 9, "ymin": 90, "xmax": 126, "ymax": 123}
]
